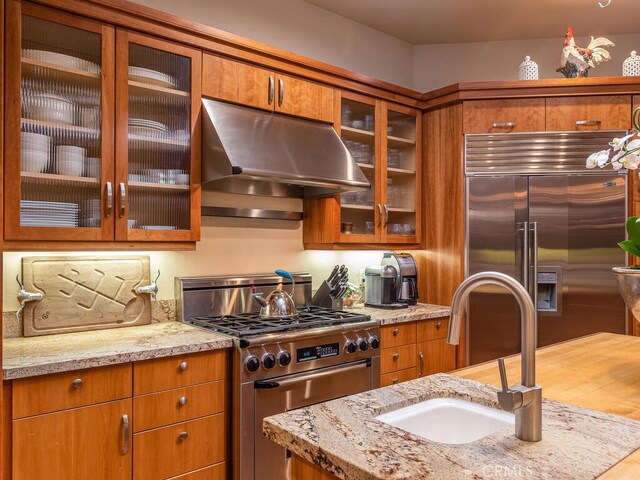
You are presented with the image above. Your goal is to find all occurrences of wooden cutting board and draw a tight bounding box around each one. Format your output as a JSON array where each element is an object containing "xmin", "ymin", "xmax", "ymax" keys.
[{"xmin": 21, "ymin": 255, "xmax": 152, "ymax": 337}]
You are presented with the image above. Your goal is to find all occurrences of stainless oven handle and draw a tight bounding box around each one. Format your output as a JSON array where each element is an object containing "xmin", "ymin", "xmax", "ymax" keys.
[{"xmin": 253, "ymin": 359, "xmax": 371, "ymax": 390}]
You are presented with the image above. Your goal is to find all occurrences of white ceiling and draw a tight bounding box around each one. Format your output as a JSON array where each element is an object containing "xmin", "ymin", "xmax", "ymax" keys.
[{"xmin": 301, "ymin": 0, "xmax": 639, "ymax": 45}]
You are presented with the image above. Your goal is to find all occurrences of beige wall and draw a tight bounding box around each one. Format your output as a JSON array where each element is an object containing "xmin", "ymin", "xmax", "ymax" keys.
[
  {"xmin": 131, "ymin": 0, "xmax": 414, "ymax": 88},
  {"xmin": 412, "ymin": 33, "xmax": 640, "ymax": 92}
]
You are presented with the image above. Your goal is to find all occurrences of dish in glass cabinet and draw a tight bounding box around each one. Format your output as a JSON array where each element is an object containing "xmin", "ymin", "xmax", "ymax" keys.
[
  {"xmin": 22, "ymin": 49, "xmax": 100, "ymax": 74},
  {"xmin": 140, "ymin": 225, "xmax": 178, "ymax": 230},
  {"xmin": 128, "ymin": 66, "xmax": 176, "ymax": 89}
]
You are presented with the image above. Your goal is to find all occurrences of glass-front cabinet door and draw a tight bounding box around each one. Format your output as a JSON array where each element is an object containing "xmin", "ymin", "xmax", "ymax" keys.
[
  {"xmin": 115, "ymin": 30, "xmax": 201, "ymax": 241},
  {"xmin": 4, "ymin": 3, "xmax": 115, "ymax": 240},
  {"xmin": 382, "ymin": 103, "xmax": 420, "ymax": 244},
  {"xmin": 338, "ymin": 93, "xmax": 379, "ymax": 242}
]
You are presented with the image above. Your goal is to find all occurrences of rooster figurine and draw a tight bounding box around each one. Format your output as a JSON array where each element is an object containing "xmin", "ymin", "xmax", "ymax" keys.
[{"xmin": 557, "ymin": 27, "xmax": 614, "ymax": 78}]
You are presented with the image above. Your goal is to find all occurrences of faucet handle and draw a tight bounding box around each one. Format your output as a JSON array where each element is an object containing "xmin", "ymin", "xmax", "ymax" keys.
[{"xmin": 496, "ymin": 357, "xmax": 524, "ymax": 412}]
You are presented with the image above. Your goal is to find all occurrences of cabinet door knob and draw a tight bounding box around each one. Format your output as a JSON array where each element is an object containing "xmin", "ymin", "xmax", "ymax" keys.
[
  {"xmin": 121, "ymin": 415, "xmax": 129, "ymax": 455},
  {"xmin": 392, "ymin": 353, "xmax": 400, "ymax": 360},
  {"xmin": 392, "ymin": 378, "xmax": 399, "ymax": 384},
  {"xmin": 392, "ymin": 328, "xmax": 399, "ymax": 336},
  {"xmin": 72, "ymin": 378, "xmax": 83, "ymax": 389},
  {"xmin": 435, "ymin": 321, "xmax": 442, "ymax": 329},
  {"xmin": 418, "ymin": 352, "xmax": 425, "ymax": 377},
  {"xmin": 179, "ymin": 396, "xmax": 188, "ymax": 406},
  {"xmin": 179, "ymin": 431, "xmax": 188, "ymax": 441},
  {"xmin": 179, "ymin": 361, "xmax": 188, "ymax": 371},
  {"xmin": 105, "ymin": 182, "xmax": 113, "ymax": 217},
  {"xmin": 268, "ymin": 76, "xmax": 275, "ymax": 105},
  {"xmin": 278, "ymin": 78, "xmax": 284, "ymax": 106}
]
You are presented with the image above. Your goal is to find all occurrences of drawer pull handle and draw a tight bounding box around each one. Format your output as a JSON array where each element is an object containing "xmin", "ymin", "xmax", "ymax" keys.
[
  {"xmin": 418, "ymin": 352, "xmax": 425, "ymax": 377},
  {"xmin": 121, "ymin": 415, "xmax": 129, "ymax": 455},
  {"xmin": 179, "ymin": 396, "xmax": 188, "ymax": 406},
  {"xmin": 392, "ymin": 353, "xmax": 400, "ymax": 360},
  {"xmin": 575, "ymin": 119, "xmax": 601, "ymax": 126},
  {"xmin": 179, "ymin": 361, "xmax": 188, "ymax": 371},
  {"xmin": 392, "ymin": 378, "xmax": 399, "ymax": 384},
  {"xmin": 392, "ymin": 328, "xmax": 399, "ymax": 336},
  {"xmin": 491, "ymin": 122, "xmax": 516, "ymax": 129},
  {"xmin": 435, "ymin": 321, "xmax": 442, "ymax": 329},
  {"xmin": 179, "ymin": 431, "xmax": 188, "ymax": 441},
  {"xmin": 72, "ymin": 378, "xmax": 83, "ymax": 389}
]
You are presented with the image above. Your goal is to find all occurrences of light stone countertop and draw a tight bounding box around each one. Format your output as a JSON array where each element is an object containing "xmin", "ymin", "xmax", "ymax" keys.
[
  {"xmin": 3, "ymin": 322, "xmax": 232, "ymax": 380},
  {"xmin": 351, "ymin": 303, "xmax": 451, "ymax": 325},
  {"xmin": 264, "ymin": 373, "xmax": 640, "ymax": 480}
]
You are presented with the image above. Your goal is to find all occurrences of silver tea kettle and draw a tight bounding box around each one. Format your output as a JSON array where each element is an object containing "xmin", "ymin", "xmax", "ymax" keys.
[{"xmin": 252, "ymin": 270, "xmax": 298, "ymax": 319}]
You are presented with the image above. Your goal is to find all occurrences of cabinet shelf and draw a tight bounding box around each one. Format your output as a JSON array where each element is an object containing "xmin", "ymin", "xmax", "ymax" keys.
[
  {"xmin": 128, "ymin": 80, "xmax": 190, "ymax": 99},
  {"xmin": 387, "ymin": 166, "xmax": 416, "ymax": 175},
  {"xmin": 340, "ymin": 203, "xmax": 374, "ymax": 211},
  {"xmin": 21, "ymin": 118, "xmax": 100, "ymax": 136},
  {"xmin": 21, "ymin": 57, "xmax": 100, "ymax": 83},
  {"xmin": 127, "ymin": 134, "xmax": 189, "ymax": 147},
  {"xmin": 356, "ymin": 162, "xmax": 375, "ymax": 171},
  {"xmin": 388, "ymin": 135, "xmax": 416, "ymax": 147},
  {"xmin": 21, "ymin": 171, "xmax": 100, "ymax": 186},
  {"xmin": 341, "ymin": 126, "xmax": 375, "ymax": 143},
  {"xmin": 387, "ymin": 206, "xmax": 415, "ymax": 213},
  {"xmin": 128, "ymin": 181, "xmax": 189, "ymax": 191}
]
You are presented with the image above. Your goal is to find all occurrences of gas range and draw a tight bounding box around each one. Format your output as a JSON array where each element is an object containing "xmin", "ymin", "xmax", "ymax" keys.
[{"xmin": 176, "ymin": 273, "xmax": 380, "ymax": 480}]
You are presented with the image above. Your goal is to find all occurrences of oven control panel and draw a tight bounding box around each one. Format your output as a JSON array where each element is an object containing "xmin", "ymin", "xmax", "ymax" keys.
[{"xmin": 297, "ymin": 342, "xmax": 340, "ymax": 363}]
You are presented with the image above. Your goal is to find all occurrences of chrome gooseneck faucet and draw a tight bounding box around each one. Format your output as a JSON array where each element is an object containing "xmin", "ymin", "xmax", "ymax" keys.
[{"xmin": 447, "ymin": 271, "xmax": 542, "ymax": 442}]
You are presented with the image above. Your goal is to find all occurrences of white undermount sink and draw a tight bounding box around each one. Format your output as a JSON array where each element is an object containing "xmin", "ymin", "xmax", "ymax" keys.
[{"xmin": 376, "ymin": 397, "xmax": 515, "ymax": 444}]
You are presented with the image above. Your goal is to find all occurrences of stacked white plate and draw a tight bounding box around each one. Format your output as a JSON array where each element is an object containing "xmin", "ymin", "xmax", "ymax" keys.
[
  {"xmin": 20, "ymin": 201, "xmax": 79, "ymax": 227},
  {"xmin": 128, "ymin": 66, "xmax": 176, "ymax": 88},
  {"xmin": 141, "ymin": 225, "xmax": 178, "ymax": 230},
  {"xmin": 129, "ymin": 118, "xmax": 167, "ymax": 137},
  {"xmin": 22, "ymin": 49, "xmax": 100, "ymax": 74},
  {"xmin": 55, "ymin": 145, "xmax": 85, "ymax": 177},
  {"xmin": 21, "ymin": 132, "xmax": 50, "ymax": 173},
  {"xmin": 24, "ymin": 92, "xmax": 74, "ymax": 125}
]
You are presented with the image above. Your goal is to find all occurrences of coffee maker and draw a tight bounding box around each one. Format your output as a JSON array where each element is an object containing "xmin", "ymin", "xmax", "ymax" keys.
[
  {"xmin": 381, "ymin": 253, "xmax": 419, "ymax": 305},
  {"xmin": 364, "ymin": 265, "xmax": 407, "ymax": 308}
]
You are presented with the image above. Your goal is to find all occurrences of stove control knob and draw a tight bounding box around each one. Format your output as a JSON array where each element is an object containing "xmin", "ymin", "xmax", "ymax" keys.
[
  {"xmin": 345, "ymin": 340, "xmax": 358, "ymax": 354},
  {"xmin": 245, "ymin": 355, "xmax": 260, "ymax": 373},
  {"xmin": 278, "ymin": 351, "xmax": 292, "ymax": 367},
  {"xmin": 358, "ymin": 338, "xmax": 369, "ymax": 351},
  {"xmin": 262, "ymin": 353, "xmax": 276, "ymax": 369},
  {"xmin": 369, "ymin": 336, "xmax": 380, "ymax": 349}
]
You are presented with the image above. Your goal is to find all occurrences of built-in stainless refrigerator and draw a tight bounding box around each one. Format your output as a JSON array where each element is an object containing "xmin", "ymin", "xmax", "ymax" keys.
[{"xmin": 465, "ymin": 131, "xmax": 627, "ymax": 366}]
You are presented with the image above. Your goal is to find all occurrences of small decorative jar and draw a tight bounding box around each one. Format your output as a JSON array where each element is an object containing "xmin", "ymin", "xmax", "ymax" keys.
[
  {"xmin": 623, "ymin": 51, "xmax": 640, "ymax": 76},
  {"xmin": 519, "ymin": 56, "xmax": 538, "ymax": 80}
]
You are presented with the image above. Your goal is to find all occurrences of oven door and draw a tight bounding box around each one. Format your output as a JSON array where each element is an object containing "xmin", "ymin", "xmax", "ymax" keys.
[{"xmin": 254, "ymin": 359, "xmax": 374, "ymax": 480}]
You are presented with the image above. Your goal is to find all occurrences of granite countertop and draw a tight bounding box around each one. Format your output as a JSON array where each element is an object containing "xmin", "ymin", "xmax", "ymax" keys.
[
  {"xmin": 3, "ymin": 322, "xmax": 232, "ymax": 380},
  {"xmin": 264, "ymin": 373, "xmax": 640, "ymax": 480},
  {"xmin": 351, "ymin": 303, "xmax": 451, "ymax": 325}
]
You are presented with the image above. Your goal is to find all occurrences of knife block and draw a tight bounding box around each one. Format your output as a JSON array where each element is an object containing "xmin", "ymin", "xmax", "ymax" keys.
[{"xmin": 311, "ymin": 280, "xmax": 342, "ymax": 310}]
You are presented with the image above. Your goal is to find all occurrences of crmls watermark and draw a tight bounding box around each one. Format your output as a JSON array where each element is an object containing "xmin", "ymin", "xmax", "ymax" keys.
[{"xmin": 482, "ymin": 464, "xmax": 535, "ymax": 478}]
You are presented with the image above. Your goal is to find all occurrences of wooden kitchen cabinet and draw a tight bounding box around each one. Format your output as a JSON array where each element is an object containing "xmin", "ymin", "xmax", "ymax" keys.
[
  {"xmin": 545, "ymin": 95, "xmax": 631, "ymax": 131},
  {"xmin": 12, "ymin": 399, "xmax": 132, "ymax": 480},
  {"xmin": 304, "ymin": 91, "xmax": 422, "ymax": 248},
  {"xmin": 463, "ymin": 99, "xmax": 545, "ymax": 133},
  {"xmin": 202, "ymin": 54, "xmax": 334, "ymax": 123},
  {"xmin": 3, "ymin": 1, "xmax": 201, "ymax": 244}
]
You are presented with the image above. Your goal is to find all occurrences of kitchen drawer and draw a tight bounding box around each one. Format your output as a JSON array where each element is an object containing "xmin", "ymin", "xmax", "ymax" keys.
[
  {"xmin": 380, "ymin": 367, "xmax": 417, "ymax": 387},
  {"xmin": 545, "ymin": 95, "xmax": 631, "ymax": 131},
  {"xmin": 463, "ymin": 99, "xmax": 545, "ymax": 133},
  {"xmin": 380, "ymin": 322, "xmax": 416, "ymax": 348},
  {"xmin": 133, "ymin": 380, "xmax": 225, "ymax": 432},
  {"xmin": 416, "ymin": 339, "xmax": 457, "ymax": 376},
  {"xmin": 416, "ymin": 317, "xmax": 449, "ymax": 342},
  {"xmin": 133, "ymin": 350, "xmax": 226, "ymax": 395},
  {"xmin": 133, "ymin": 414, "xmax": 225, "ymax": 479},
  {"xmin": 12, "ymin": 363, "xmax": 132, "ymax": 418},
  {"xmin": 167, "ymin": 462, "xmax": 225, "ymax": 480},
  {"xmin": 380, "ymin": 344, "xmax": 417, "ymax": 374}
]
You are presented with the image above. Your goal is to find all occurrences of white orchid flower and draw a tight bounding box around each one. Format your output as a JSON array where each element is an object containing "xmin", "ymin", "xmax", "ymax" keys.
[
  {"xmin": 625, "ymin": 152, "xmax": 640, "ymax": 170},
  {"xmin": 610, "ymin": 133, "xmax": 634, "ymax": 151},
  {"xmin": 626, "ymin": 138, "xmax": 640, "ymax": 151},
  {"xmin": 612, "ymin": 160, "xmax": 624, "ymax": 170},
  {"xmin": 586, "ymin": 151, "xmax": 601, "ymax": 168},
  {"xmin": 594, "ymin": 149, "xmax": 611, "ymax": 167}
]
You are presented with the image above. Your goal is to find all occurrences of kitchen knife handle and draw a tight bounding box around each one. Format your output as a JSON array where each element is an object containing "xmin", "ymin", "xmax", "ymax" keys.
[
  {"xmin": 105, "ymin": 181, "xmax": 113, "ymax": 217},
  {"xmin": 118, "ymin": 182, "xmax": 126, "ymax": 218},
  {"xmin": 268, "ymin": 76, "xmax": 275, "ymax": 105},
  {"xmin": 121, "ymin": 415, "xmax": 129, "ymax": 455},
  {"xmin": 278, "ymin": 78, "xmax": 284, "ymax": 106},
  {"xmin": 418, "ymin": 351, "xmax": 425, "ymax": 377},
  {"xmin": 491, "ymin": 122, "xmax": 516, "ymax": 129}
]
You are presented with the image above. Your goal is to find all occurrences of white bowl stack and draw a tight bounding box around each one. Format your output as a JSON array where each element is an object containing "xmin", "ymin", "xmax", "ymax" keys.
[
  {"xmin": 55, "ymin": 145, "xmax": 85, "ymax": 177},
  {"xmin": 21, "ymin": 132, "xmax": 50, "ymax": 173}
]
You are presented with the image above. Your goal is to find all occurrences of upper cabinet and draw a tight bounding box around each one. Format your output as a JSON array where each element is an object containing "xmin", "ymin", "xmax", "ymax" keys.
[
  {"xmin": 463, "ymin": 99, "xmax": 545, "ymax": 133},
  {"xmin": 3, "ymin": 2, "xmax": 201, "ymax": 244},
  {"xmin": 303, "ymin": 91, "xmax": 422, "ymax": 249},
  {"xmin": 545, "ymin": 95, "xmax": 631, "ymax": 131},
  {"xmin": 202, "ymin": 54, "xmax": 334, "ymax": 123}
]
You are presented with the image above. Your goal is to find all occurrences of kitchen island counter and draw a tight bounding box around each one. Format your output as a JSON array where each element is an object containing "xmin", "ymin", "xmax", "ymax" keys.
[
  {"xmin": 264, "ymin": 333, "xmax": 640, "ymax": 479},
  {"xmin": 3, "ymin": 322, "xmax": 232, "ymax": 380}
]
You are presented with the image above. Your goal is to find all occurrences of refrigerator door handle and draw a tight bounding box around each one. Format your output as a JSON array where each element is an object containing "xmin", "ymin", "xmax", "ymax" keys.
[
  {"xmin": 530, "ymin": 222, "xmax": 539, "ymax": 345},
  {"xmin": 521, "ymin": 221, "xmax": 530, "ymax": 293}
]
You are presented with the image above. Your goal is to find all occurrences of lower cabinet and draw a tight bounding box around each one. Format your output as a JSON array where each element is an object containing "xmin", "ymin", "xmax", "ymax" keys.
[
  {"xmin": 8, "ymin": 350, "xmax": 228, "ymax": 480},
  {"xmin": 379, "ymin": 316, "xmax": 455, "ymax": 386}
]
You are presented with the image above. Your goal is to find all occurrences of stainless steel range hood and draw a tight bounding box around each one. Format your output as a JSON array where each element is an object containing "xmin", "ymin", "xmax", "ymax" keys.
[{"xmin": 201, "ymin": 98, "xmax": 370, "ymax": 197}]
